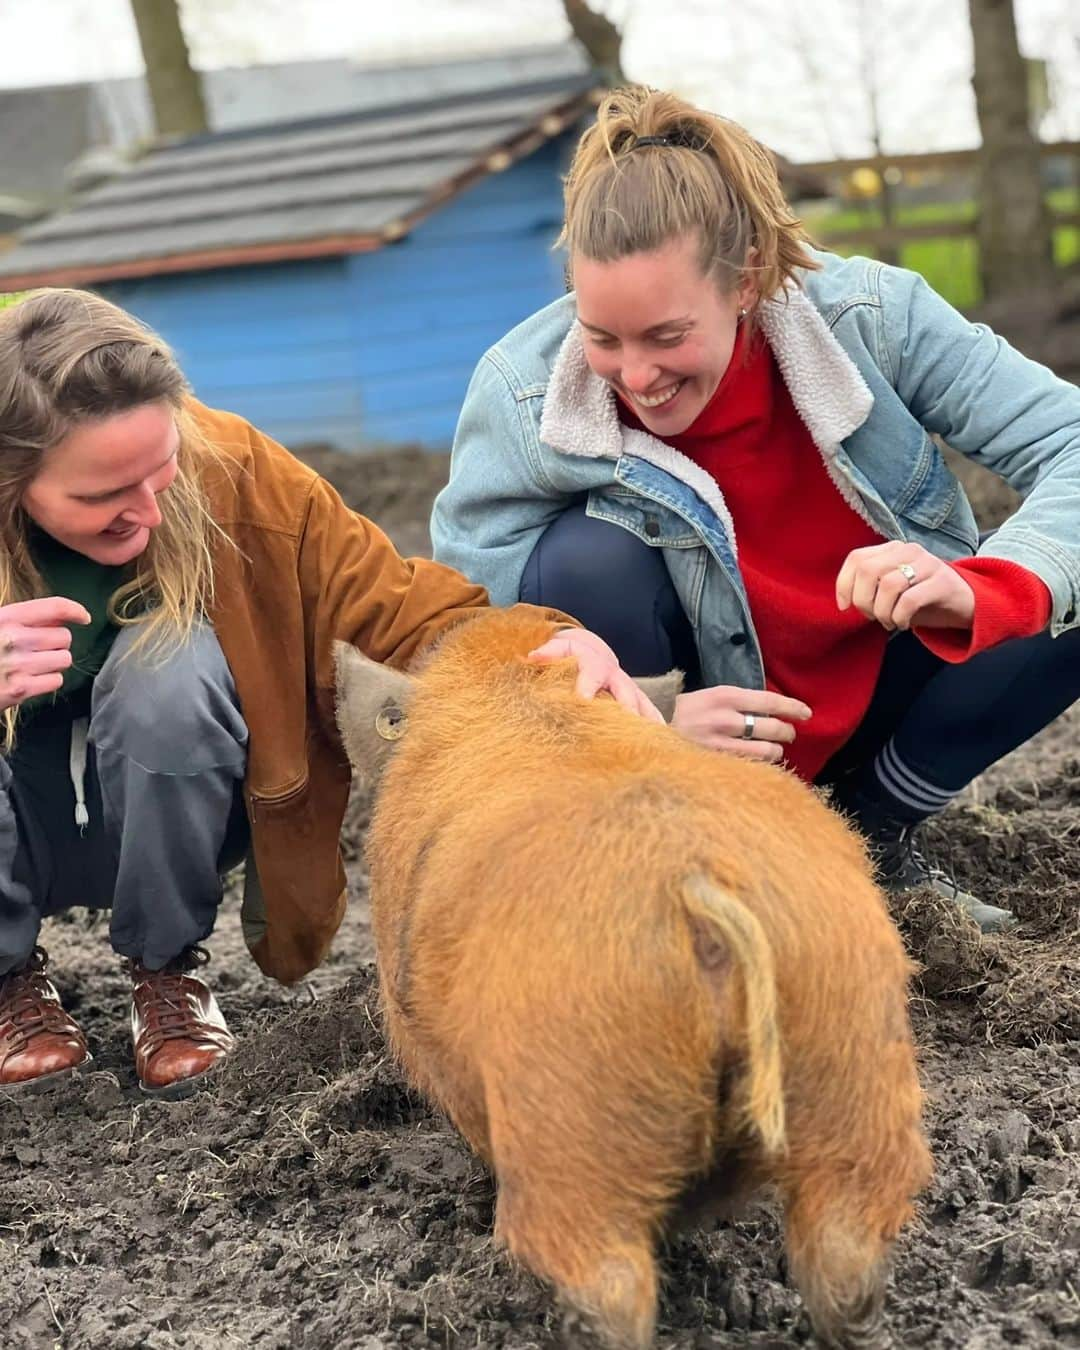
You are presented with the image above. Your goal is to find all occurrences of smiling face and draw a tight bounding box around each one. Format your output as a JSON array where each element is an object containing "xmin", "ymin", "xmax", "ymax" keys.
[
  {"xmin": 574, "ymin": 234, "xmax": 756, "ymax": 436},
  {"xmin": 21, "ymin": 401, "xmax": 180, "ymax": 565}
]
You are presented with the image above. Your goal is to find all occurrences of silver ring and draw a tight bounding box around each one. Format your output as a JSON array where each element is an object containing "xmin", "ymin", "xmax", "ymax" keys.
[
  {"xmin": 897, "ymin": 562, "xmax": 917, "ymax": 587},
  {"xmin": 741, "ymin": 712, "xmax": 756, "ymax": 740}
]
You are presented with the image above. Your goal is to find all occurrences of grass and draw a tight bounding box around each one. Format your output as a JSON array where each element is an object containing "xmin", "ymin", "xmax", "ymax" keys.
[{"xmin": 802, "ymin": 188, "xmax": 1078, "ymax": 310}]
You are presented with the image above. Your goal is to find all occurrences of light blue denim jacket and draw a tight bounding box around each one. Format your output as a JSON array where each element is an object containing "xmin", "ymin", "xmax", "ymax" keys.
[{"xmin": 431, "ymin": 251, "xmax": 1080, "ymax": 691}]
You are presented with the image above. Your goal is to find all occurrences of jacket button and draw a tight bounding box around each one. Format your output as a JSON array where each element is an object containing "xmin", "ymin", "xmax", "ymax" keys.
[
  {"xmin": 1065, "ymin": 608, "xmax": 1076, "ymax": 623},
  {"xmin": 730, "ymin": 632, "xmax": 748, "ymax": 647},
  {"xmin": 644, "ymin": 517, "xmax": 661, "ymax": 538}
]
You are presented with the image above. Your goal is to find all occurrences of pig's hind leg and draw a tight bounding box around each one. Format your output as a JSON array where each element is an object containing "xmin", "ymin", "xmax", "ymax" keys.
[
  {"xmin": 779, "ymin": 982, "xmax": 930, "ymax": 1348},
  {"xmin": 485, "ymin": 1080, "xmax": 664, "ymax": 1349},
  {"xmin": 781, "ymin": 1160, "xmax": 919, "ymax": 1350},
  {"xmin": 497, "ymin": 1187, "xmax": 660, "ymax": 1350}
]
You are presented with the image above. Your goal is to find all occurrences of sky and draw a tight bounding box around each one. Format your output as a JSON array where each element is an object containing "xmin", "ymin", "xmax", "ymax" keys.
[{"xmin": 0, "ymin": 0, "xmax": 1076, "ymax": 161}]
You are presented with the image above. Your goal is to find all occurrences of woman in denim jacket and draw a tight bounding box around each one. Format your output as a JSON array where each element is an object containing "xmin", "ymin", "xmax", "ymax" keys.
[{"xmin": 432, "ymin": 86, "xmax": 1080, "ymax": 933}]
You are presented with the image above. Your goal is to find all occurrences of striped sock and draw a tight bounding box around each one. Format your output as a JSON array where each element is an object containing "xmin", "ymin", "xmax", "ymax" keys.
[{"xmin": 871, "ymin": 739, "xmax": 961, "ymax": 822}]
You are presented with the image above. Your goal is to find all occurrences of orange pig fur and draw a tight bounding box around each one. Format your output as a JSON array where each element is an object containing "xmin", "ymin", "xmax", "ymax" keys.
[{"xmin": 335, "ymin": 609, "xmax": 932, "ymax": 1350}]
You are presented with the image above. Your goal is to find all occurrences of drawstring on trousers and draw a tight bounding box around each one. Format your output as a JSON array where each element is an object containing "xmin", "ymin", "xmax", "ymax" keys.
[{"xmin": 69, "ymin": 717, "xmax": 89, "ymax": 832}]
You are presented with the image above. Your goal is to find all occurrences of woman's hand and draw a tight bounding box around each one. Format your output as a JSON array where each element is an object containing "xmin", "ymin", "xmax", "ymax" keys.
[
  {"xmin": 672, "ymin": 685, "xmax": 812, "ymax": 762},
  {"xmin": 0, "ymin": 597, "xmax": 91, "ymax": 712},
  {"xmin": 527, "ymin": 628, "xmax": 665, "ymax": 722},
  {"xmin": 836, "ymin": 541, "xmax": 975, "ymax": 631}
]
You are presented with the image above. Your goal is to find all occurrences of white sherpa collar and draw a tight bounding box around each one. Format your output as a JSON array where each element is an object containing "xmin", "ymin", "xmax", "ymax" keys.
[
  {"xmin": 538, "ymin": 287, "xmax": 880, "ymax": 543},
  {"xmin": 757, "ymin": 286, "xmax": 875, "ymax": 446}
]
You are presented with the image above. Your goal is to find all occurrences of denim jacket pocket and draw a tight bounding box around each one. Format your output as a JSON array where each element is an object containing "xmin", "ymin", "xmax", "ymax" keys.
[
  {"xmin": 586, "ymin": 488, "xmax": 701, "ymax": 548},
  {"xmin": 892, "ymin": 435, "xmax": 964, "ymax": 530}
]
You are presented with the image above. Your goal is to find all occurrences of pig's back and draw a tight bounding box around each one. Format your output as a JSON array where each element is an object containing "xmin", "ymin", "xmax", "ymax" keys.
[
  {"xmin": 378, "ymin": 735, "xmax": 893, "ymax": 990},
  {"xmin": 373, "ymin": 724, "xmax": 911, "ymax": 1152}
]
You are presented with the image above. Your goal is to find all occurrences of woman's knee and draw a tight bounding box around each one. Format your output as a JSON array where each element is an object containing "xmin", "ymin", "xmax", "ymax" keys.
[
  {"xmin": 521, "ymin": 503, "xmax": 671, "ymax": 613},
  {"xmin": 90, "ymin": 623, "xmax": 248, "ymax": 774},
  {"xmin": 521, "ymin": 503, "xmax": 692, "ymax": 677}
]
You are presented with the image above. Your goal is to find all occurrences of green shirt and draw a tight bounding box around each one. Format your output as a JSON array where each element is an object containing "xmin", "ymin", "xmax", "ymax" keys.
[{"xmin": 24, "ymin": 528, "xmax": 129, "ymax": 713}]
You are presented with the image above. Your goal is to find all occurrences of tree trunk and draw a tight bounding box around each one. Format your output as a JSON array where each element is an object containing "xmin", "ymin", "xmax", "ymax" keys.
[
  {"xmin": 562, "ymin": 0, "xmax": 624, "ymax": 86},
  {"xmin": 968, "ymin": 0, "xmax": 1053, "ymax": 299},
  {"xmin": 855, "ymin": 0, "xmax": 899, "ymax": 266},
  {"xmin": 130, "ymin": 0, "xmax": 208, "ymax": 139}
]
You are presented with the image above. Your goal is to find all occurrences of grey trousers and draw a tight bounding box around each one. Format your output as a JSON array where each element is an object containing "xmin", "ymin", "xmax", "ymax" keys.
[{"xmin": 0, "ymin": 623, "xmax": 249, "ymax": 974}]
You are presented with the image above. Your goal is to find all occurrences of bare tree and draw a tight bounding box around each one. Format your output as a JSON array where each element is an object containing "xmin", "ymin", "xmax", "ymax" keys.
[
  {"xmin": 968, "ymin": 0, "xmax": 1054, "ymax": 299},
  {"xmin": 562, "ymin": 0, "xmax": 625, "ymax": 85},
  {"xmin": 130, "ymin": 0, "xmax": 208, "ymax": 139}
]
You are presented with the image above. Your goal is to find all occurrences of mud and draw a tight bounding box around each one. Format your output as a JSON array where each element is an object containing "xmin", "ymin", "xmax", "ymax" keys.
[{"xmin": 2, "ymin": 317, "xmax": 1078, "ymax": 1348}]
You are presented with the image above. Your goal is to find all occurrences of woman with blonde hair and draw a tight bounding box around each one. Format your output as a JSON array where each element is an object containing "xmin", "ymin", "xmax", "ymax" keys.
[
  {"xmin": 0, "ymin": 288, "xmax": 651, "ymax": 1095},
  {"xmin": 433, "ymin": 86, "xmax": 1080, "ymax": 932}
]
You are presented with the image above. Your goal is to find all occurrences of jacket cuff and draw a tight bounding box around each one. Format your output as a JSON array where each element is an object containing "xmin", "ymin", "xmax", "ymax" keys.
[
  {"xmin": 508, "ymin": 606, "xmax": 583, "ymax": 632},
  {"xmin": 914, "ymin": 558, "xmax": 1052, "ymax": 663}
]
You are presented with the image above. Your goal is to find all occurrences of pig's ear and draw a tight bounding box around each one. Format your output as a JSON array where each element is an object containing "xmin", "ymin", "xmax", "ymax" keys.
[
  {"xmin": 633, "ymin": 669, "xmax": 684, "ymax": 723},
  {"xmin": 334, "ymin": 641, "xmax": 415, "ymax": 779}
]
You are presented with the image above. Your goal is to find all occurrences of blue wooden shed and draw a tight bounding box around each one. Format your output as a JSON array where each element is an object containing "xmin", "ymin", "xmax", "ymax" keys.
[{"xmin": 0, "ymin": 74, "xmax": 599, "ymax": 450}]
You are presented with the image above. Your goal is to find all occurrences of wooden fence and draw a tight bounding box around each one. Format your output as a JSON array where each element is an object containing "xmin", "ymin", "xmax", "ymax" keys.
[{"xmin": 794, "ymin": 141, "xmax": 1079, "ymax": 251}]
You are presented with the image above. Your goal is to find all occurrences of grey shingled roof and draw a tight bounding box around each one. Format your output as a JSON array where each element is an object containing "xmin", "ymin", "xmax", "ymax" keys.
[
  {"xmin": 0, "ymin": 43, "xmax": 592, "ymax": 207},
  {"xmin": 0, "ymin": 72, "xmax": 598, "ymax": 289}
]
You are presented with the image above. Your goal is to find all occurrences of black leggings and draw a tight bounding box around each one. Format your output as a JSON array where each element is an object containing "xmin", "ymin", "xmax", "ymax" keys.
[{"xmin": 521, "ymin": 504, "xmax": 1080, "ymax": 819}]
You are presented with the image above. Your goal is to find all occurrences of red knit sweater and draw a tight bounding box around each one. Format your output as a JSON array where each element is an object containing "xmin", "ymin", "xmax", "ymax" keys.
[{"xmin": 618, "ymin": 329, "xmax": 1051, "ymax": 780}]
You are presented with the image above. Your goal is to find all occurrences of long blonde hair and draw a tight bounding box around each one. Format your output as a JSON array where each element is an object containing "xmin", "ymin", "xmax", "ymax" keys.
[
  {"xmin": 0, "ymin": 288, "xmax": 224, "ymax": 745},
  {"xmin": 561, "ymin": 86, "xmax": 818, "ymax": 309}
]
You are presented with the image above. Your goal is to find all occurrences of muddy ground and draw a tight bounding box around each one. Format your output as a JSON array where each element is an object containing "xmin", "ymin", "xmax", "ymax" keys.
[{"xmin": 2, "ymin": 305, "xmax": 1079, "ymax": 1349}]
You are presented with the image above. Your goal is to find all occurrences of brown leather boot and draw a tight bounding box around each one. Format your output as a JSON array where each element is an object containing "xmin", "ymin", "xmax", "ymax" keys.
[
  {"xmin": 129, "ymin": 946, "xmax": 235, "ymax": 1098},
  {"xmin": 0, "ymin": 948, "xmax": 91, "ymax": 1090}
]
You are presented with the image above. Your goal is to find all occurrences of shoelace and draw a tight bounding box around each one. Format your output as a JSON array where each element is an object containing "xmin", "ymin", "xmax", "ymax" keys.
[
  {"xmin": 131, "ymin": 947, "xmax": 218, "ymax": 1047},
  {"xmin": 879, "ymin": 828, "xmax": 959, "ymax": 893},
  {"xmin": 0, "ymin": 972, "xmax": 73, "ymax": 1050},
  {"xmin": 139, "ymin": 974, "xmax": 206, "ymax": 1042},
  {"xmin": 1, "ymin": 982, "xmax": 50, "ymax": 1035}
]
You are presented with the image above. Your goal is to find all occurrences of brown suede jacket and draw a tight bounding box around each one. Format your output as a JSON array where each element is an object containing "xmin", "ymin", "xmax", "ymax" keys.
[{"xmin": 194, "ymin": 402, "xmax": 566, "ymax": 984}]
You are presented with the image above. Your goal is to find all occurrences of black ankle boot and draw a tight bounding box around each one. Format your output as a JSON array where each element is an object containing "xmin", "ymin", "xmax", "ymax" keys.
[{"xmin": 832, "ymin": 786, "xmax": 1016, "ymax": 934}]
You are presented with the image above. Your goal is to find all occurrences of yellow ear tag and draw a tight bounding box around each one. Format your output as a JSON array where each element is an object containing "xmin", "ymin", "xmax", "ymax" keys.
[{"xmin": 375, "ymin": 707, "xmax": 407, "ymax": 741}]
